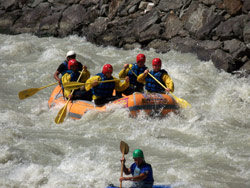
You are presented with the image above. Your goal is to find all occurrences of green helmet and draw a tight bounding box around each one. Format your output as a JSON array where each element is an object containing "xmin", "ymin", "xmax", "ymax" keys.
[{"xmin": 133, "ymin": 149, "xmax": 144, "ymax": 159}]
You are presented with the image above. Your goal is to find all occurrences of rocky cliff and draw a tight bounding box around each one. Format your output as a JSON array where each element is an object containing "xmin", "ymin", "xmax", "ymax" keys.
[{"xmin": 1, "ymin": 0, "xmax": 250, "ymax": 76}]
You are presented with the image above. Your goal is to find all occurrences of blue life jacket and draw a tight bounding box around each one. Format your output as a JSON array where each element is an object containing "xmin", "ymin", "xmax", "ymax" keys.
[
  {"xmin": 61, "ymin": 61, "xmax": 69, "ymax": 76},
  {"xmin": 130, "ymin": 162, "xmax": 154, "ymax": 186},
  {"xmin": 127, "ymin": 63, "xmax": 147, "ymax": 87},
  {"xmin": 92, "ymin": 73, "xmax": 115, "ymax": 97},
  {"xmin": 145, "ymin": 70, "xmax": 167, "ymax": 92}
]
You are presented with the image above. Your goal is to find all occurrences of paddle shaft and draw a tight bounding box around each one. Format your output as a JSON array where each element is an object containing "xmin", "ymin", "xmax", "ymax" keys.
[
  {"xmin": 63, "ymin": 78, "xmax": 125, "ymax": 89},
  {"xmin": 39, "ymin": 82, "xmax": 58, "ymax": 89},
  {"xmin": 55, "ymin": 70, "xmax": 84, "ymax": 124},
  {"xmin": 148, "ymin": 72, "xmax": 191, "ymax": 108},
  {"xmin": 120, "ymin": 151, "xmax": 125, "ymax": 188}
]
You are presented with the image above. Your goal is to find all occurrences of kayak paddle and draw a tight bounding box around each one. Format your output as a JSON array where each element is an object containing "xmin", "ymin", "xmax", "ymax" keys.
[
  {"xmin": 120, "ymin": 141, "xmax": 129, "ymax": 188},
  {"xmin": 18, "ymin": 82, "xmax": 58, "ymax": 100},
  {"xmin": 148, "ymin": 72, "xmax": 191, "ymax": 109}
]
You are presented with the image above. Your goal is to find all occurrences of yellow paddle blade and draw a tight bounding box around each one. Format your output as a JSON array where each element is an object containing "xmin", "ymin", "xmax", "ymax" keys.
[
  {"xmin": 120, "ymin": 141, "xmax": 129, "ymax": 155},
  {"xmin": 54, "ymin": 68, "xmax": 85, "ymax": 124},
  {"xmin": 18, "ymin": 82, "xmax": 58, "ymax": 100},
  {"xmin": 18, "ymin": 88, "xmax": 40, "ymax": 100},
  {"xmin": 172, "ymin": 94, "xmax": 191, "ymax": 109},
  {"xmin": 148, "ymin": 72, "xmax": 191, "ymax": 109},
  {"xmin": 54, "ymin": 104, "xmax": 68, "ymax": 124}
]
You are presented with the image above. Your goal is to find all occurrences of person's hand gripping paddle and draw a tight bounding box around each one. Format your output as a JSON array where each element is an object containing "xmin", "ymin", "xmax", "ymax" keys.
[{"xmin": 120, "ymin": 141, "xmax": 129, "ymax": 188}]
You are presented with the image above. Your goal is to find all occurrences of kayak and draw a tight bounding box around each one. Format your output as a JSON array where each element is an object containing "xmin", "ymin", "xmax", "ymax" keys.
[
  {"xmin": 48, "ymin": 85, "xmax": 179, "ymax": 119},
  {"xmin": 106, "ymin": 185, "xmax": 171, "ymax": 188}
]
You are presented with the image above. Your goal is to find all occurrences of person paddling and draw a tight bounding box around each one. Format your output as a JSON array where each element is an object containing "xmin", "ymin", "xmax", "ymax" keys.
[
  {"xmin": 54, "ymin": 50, "xmax": 85, "ymax": 85},
  {"xmin": 120, "ymin": 149, "xmax": 154, "ymax": 188},
  {"xmin": 85, "ymin": 64, "xmax": 129, "ymax": 106},
  {"xmin": 117, "ymin": 54, "xmax": 148, "ymax": 96},
  {"xmin": 61, "ymin": 59, "xmax": 92, "ymax": 101},
  {"xmin": 137, "ymin": 58, "xmax": 174, "ymax": 93}
]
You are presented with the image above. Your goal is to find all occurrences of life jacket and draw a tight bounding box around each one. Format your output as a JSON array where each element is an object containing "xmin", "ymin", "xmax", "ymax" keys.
[
  {"xmin": 61, "ymin": 61, "xmax": 69, "ymax": 76},
  {"xmin": 92, "ymin": 73, "xmax": 115, "ymax": 97},
  {"xmin": 61, "ymin": 70, "xmax": 79, "ymax": 92},
  {"xmin": 145, "ymin": 70, "xmax": 167, "ymax": 92},
  {"xmin": 127, "ymin": 63, "xmax": 147, "ymax": 87},
  {"xmin": 130, "ymin": 162, "xmax": 154, "ymax": 187}
]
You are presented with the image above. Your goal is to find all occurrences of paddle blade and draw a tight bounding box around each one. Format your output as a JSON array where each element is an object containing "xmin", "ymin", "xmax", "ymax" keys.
[
  {"xmin": 18, "ymin": 88, "xmax": 40, "ymax": 100},
  {"xmin": 54, "ymin": 105, "xmax": 67, "ymax": 124},
  {"xmin": 175, "ymin": 97, "xmax": 191, "ymax": 109},
  {"xmin": 120, "ymin": 141, "xmax": 129, "ymax": 155}
]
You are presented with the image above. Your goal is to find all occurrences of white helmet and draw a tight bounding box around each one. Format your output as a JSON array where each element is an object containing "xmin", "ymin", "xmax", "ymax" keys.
[{"xmin": 66, "ymin": 50, "xmax": 76, "ymax": 58}]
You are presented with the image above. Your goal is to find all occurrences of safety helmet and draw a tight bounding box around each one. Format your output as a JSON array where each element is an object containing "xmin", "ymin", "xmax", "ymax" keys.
[
  {"xmin": 102, "ymin": 64, "xmax": 113, "ymax": 74},
  {"xmin": 152, "ymin": 58, "xmax": 162, "ymax": 66},
  {"xmin": 66, "ymin": 50, "xmax": 76, "ymax": 58},
  {"xmin": 68, "ymin": 59, "xmax": 78, "ymax": 69},
  {"xmin": 133, "ymin": 149, "xmax": 144, "ymax": 159},
  {"xmin": 136, "ymin": 54, "xmax": 146, "ymax": 63}
]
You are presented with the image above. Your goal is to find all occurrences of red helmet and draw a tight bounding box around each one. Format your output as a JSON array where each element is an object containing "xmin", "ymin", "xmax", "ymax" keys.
[
  {"xmin": 136, "ymin": 54, "xmax": 146, "ymax": 63},
  {"xmin": 102, "ymin": 64, "xmax": 113, "ymax": 74},
  {"xmin": 68, "ymin": 59, "xmax": 78, "ymax": 69},
  {"xmin": 152, "ymin": 58, "xmax": 162, "ymax": 66}
]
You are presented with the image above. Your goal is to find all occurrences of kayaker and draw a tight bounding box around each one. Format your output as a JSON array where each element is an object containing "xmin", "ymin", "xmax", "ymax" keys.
[
  {"xmin": 137, "ymin": 58, "xmax": 174, "ymax": 93},
  {"xmin": 61, "ymin": 59, "xmax": 92, "ymax": 101},
  {"xmin": 85, "ymin": 64, "xmax": 130, "ymax": 106},
  {"xmin": 54, "ymin": 50, "xmax": 85, "ymax": 85},
  {"xmin": 117, "ymin": 53, "xmax": 148, "ymax": 96},
  {"xmin": 120, "ymin": 149, "xmax": 154, "ymax": 188}
]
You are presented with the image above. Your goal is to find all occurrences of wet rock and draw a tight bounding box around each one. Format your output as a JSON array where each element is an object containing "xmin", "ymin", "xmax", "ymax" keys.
[
  {"xmin": 1, "ymin": 0, "xmax": 250, "ymax": 74},
  {"xmin": 221, "ymin": 0, "xmax": 242, "ymax": 15},
  {"xmin": 146, "ymin": 39, "xmax": 171, "ymax": 53},
  {"xmin": 12, "ymin": 3, "xmax": 51, "ymax": 34},
  {"xmin": 157, "ymin": 0, "xmax": 183, "ymax": 12},
  {"xmin": 223, "ymin": 39, "xmax": 248, "ymax": 59},
  {"xmin": 242, "ymin": 0, "xmax": 250, "ymax": 13},
  {"xmin": 211, "ymin": 49, "xmax": 236, "ymax": 72},
  {"xmin": 216, "ymin": 15, "xmax": 248, "ymax": 40},
  {"xmin": 59, "ymin": 4, "xmax": 87, "ymax": 37},
  {"xmin": 243, "ymin": 21, "xmax": 250, "ymax": 43},
  {"xmin": 0, "ymin": 10, "xmax": 21, "ymax": 34},
  {"xmin": 139, "ymin": 24, "xmax": 162, "ymax": 44},
  {"xmin": 161, "ymin": 14, "xmax": 184, "ymax": 40},
  {"xmin": 38, "ymin": 12, "xmax": 62, "ymax": 37}
]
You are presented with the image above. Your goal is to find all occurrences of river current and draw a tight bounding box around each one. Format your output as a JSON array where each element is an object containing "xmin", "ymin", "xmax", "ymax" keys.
[{"xmin": 0, "ymin": 34, "xmax": 250, "ymax": 188}]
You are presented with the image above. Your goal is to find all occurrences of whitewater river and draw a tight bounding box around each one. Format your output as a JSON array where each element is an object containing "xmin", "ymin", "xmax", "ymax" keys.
[{"xmin": 0, "ymin": 34, "xmax": 250, "ymax": 188}]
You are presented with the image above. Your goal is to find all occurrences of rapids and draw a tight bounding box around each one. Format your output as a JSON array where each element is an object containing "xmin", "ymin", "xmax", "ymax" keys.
[{"xmin": 0, "ymin": 34, "xmax": 250, "ymax": 188}]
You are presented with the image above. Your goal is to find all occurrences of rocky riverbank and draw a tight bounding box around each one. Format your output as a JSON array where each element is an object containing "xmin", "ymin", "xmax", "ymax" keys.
[{"xmin": 0, "ymin": 0, "xmax": 250, "ymax": 76}]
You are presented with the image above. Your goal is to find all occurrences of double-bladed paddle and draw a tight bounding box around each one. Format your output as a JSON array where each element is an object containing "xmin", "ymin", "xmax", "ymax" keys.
[
  {"xmin": 18, "ymin": 82, "xmax": 58, "ymax": 100},
  {"xmin": 148, "ymin": 72, "xmax": 191, "ymax": 108},
  {"xmin": 120, "ymin": 141, "xmax": 129, "ymax": 188}
]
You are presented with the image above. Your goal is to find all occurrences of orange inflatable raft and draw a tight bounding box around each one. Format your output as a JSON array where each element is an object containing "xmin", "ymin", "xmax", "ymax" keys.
[{"xmin": 48, "ymin": 86, "xmax": 179, "ymax": 120}]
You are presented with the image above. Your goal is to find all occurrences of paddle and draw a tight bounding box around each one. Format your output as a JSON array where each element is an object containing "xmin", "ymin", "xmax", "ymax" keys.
[
  {"xmin": 18, "ymin": 82, "xmax": 58, "ymax": 100},
  {"xmin": 148, "ymin": 72, "xmax": 191, "ymax": 109},
  {"xmin": 54, "ymin": 70, "xmax": 85, "ymax": 124},
  {"xmin": 63, "ymin": 79, "xmax": 125, "ymax": 90},
  {"xmin": 120, "ymin": 141, "xmax": 129, "ymax": 188}
]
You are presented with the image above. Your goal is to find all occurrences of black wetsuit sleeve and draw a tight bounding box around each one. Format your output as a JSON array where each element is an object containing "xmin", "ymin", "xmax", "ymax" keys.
[
  {"xmin": 77, "ymin": 62, "xmax": 83, "ymax": 71},
  {"xmin": 57, "ymin": 63, "xmax": 66, "ymax": 73}
]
